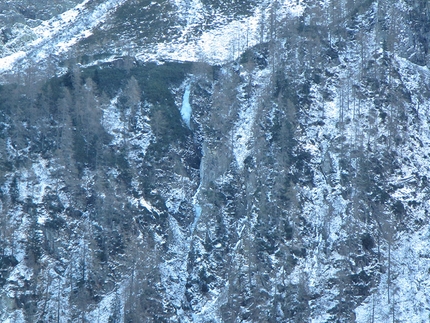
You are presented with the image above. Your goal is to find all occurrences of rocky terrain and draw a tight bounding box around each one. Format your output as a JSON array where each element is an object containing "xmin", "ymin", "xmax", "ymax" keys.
[{"xmin": 1, "ymin": 0, "xmax": 430, "ymax": 322}]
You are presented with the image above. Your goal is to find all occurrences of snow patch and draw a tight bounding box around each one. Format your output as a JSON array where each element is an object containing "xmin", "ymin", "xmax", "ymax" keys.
[
  {"xmin": 232, "ymin": 102, "xmax": 257, "ymax": 169},
  {"xmin": 191, "ymin": 141, "xmax": 205, "ymax": 234},
  {"xmin": 139, "ymin": 197, "xmax": 153, "ymax": 212},
  {"xmin": 102, "ymin": 96, "xmax": 125, "ymax": 141},
  {"xmin": 0, "ymin": 51, "xmax": 26, "ymax": 73},
  {"xmin": 191, "ymin": 204, "xmax": 202, "ymax": 234},
  {"xmin": 0, "ymin": 0, "xmax": 305, "ymax": 74},
  {"xmin": 165, "ymin": 186, "xmax": 186, "ymax": 213},
  {"xmin": 87, "ymin": 281, "xmax": 128, "ymax": 323},
  {"xmin": 2, "ymin": 310, "xmax": 25, "ymax": 323},
  {"xmin": 8, "ymin": 262, "xmax": 33, "ymax": 289},
  {"xmin": 279, "ymin": 0, "xmax": 306, "ymax": 17},
  {"xmin": 191, "ymin": 282, "xmax": 229, "ymax": 323}
]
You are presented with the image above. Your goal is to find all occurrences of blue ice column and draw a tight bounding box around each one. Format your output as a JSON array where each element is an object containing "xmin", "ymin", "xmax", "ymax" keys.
[{"xmin": 181, "ymin": 85, "xmax": 192, "ymax": 128}]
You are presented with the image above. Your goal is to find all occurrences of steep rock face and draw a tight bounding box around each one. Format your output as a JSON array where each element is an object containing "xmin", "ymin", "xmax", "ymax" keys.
[{"xmin": 1, "ymin": 0, "xmax": 430, "ymax": 322}]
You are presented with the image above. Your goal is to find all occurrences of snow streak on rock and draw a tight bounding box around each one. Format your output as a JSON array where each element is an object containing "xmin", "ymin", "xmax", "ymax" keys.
[
  {"xmin": 87, "ymin": 281, "xmax": 129, "ymax": 323},
  {"xmin": 172, "ymin": 0, "xmax": 205, "ymax": 28},
  {"xmin": 102, "ymin": 96, "xmax": 125, "ymax": 145},
  {"xmin": 191, "ymin": 141, "xmax": 206, "ymax": 235},
  {"xmin": 232, "ymin": 67, "xmax": 270, "ymax": 170},
  {"xmin": 159, "ymin": 215, "xmax": 190, "ymax": 318},
  {"xmin": 2, "ymin": 310, "xmax": 25, "ymax": 323}
]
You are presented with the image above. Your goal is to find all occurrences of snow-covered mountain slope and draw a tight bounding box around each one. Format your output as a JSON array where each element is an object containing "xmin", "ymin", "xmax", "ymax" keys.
[
  {"xmin": 1, "ymin": 0, "xmax": 304, "ymax": 74},
  {"xmin": 0, "ymin": 0, "xmax": 128, "ymax": 73},
  {"xmin": 1, "ymin": 0, "xmax": 430, "ymax": 322}
]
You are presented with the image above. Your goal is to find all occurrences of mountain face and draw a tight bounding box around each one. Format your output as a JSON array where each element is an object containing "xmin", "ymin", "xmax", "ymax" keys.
[{"xmin": 1, "ymin": 0, "xmax": 430, "ymax": 322}]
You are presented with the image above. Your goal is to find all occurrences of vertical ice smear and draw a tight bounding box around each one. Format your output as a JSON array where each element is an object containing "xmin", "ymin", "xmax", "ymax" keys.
[
  {"xmin": 181, "ymin": 85, "xmax": 192, "ymax": 128},
  {"xmin": 160, "ymin": 144, "xmax": 205, "ymax": 321}
]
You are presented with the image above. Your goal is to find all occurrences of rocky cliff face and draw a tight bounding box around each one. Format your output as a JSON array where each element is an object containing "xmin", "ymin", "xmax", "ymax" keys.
[{"xmin": 1, "ymin": 0, "xmax": 430, "ymax": 322}]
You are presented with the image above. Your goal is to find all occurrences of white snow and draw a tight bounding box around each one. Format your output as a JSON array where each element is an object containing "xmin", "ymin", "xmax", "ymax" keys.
[
  {"xmin": 0, "ymin": 0, "xmax": 128, "ymax": 74},
  {"xmin": 191, "ymin": 282, "xmax": 229, "ymax": 323},
  {"xmin": 232, "ymin": 67, "xmax": 270, "ymax": 170},
  {"xmin": 135, "ymin": 8, "xmax": 262, "ymax": 65},
  {"xmin": 173, "ymin": 0, "xmax": 205, "ymax": 27},
  {"xmin": 0, "ymin": 0, "xmax": 305, "ymax": 76},
  {"xmin": 31, "ymin": 158, "xmax": 55, "ymax": 203},
  {"xmin": 7, "ymin": 1, "xmax": 430, "ymax": 322},
  {"xmin": 278, "ymin": 0, "xmax": 306, "ymax": 17},
  {"xmin": 232, "ymin": 102, "xmax": 257, "ymax": 169},
  {"xmin": 164, "ymin": 182, "xmax": 188, "ymax": 214},
  {"xmin": 102, "ymin": 95, "xmax": 153, "ymax": 155},
  {"xmin": 355, "ymin": 226, "xmax": 430, "ymax": 323},
  {"xmin": 159, "ymin": 215, "xmax": 190, "ymax": 313},
  {"xmin": 139, "ymin": 197, "xmax": 153, "ymax": 212},
  {"xmin": 2, "ymin": 310, "xmax": 25, "ymax": 323},
  {"xmin": 7, "ymin": 262, "xmax": 34, "ymax": 289},
  {"xmin": 191, "ymin": 204, "xmax": 202, "ymax": 234},
  {"xmin": 86, "ymin": 281, "xmax": 128, "ymax": 323},
  {"xmin": 0, "ymin": 51, "xmax": 26, "ymax": 73},
  {"xmin": 189, "ymin": 139, "xmax": 205, "ymax": 237},
  {"xmin": 352, "ymin": 53, "xmax": 430, "ymax": 323}
]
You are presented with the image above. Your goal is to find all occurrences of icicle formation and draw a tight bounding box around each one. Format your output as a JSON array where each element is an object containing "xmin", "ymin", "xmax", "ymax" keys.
[{"xmin": 181, "ymin": 84, "xmax": 192, "ymax": 128}]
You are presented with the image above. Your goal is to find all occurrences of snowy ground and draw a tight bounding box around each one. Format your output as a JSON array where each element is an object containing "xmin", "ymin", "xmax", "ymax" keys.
[
  {"xmin": 355, "ymin": 225, "xmax": 430, "ymax": 323},
  {"xmin": 0, "ymin": 0, "xmax": 305, "ymax": 76},
  {"xmin": 0, "ymin": 0, "xmax": 128, "ymax": 74},
  {"xmin": 136, "ymin": 0, "xmax": 304, "ymax": 65},
  {"xmin": 7, "ymin": 0, "xmax": 430, "ymax": 322}
]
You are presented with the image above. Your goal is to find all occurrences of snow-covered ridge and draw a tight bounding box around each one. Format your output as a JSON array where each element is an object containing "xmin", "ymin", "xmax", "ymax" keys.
[
  {"xmin": 136, "ymin": 0, "xmax": 305, "ymax": 65},
  {"xmin": 136, "ymin": 11, "xmax": 262, "ymax": 65},
  {"xmin": 0, "ymin": 0, "xmax": 305, "ymax": 75},
  {"xmin": 0, "ymin": 0, "xmax": 128, "ymax": 73}
]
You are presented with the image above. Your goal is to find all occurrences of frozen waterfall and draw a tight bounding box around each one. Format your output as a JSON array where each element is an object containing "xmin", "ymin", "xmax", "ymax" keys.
[{"xmin": 181, "ymin": 85, "xmax": 192, "ymax": 128}]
